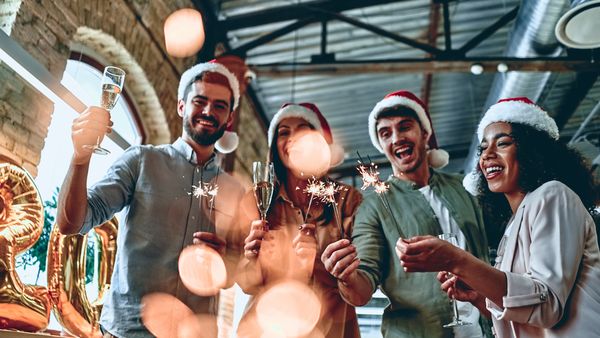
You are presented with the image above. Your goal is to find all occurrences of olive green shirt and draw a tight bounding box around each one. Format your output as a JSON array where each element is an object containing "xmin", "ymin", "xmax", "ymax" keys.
[{"xmin": 353, "ymin": 170, "xmax": 490, "ymax": 338}]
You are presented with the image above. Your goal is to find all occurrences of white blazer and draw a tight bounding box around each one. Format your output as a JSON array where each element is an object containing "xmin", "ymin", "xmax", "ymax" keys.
[{"xmin": 486, "ymin": 181, "xmax": 600, "ymax": 337}]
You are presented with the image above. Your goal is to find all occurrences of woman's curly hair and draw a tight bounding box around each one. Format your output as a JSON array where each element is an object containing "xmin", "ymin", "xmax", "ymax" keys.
[{"xmin": 475, "ymin": 123, "xmax": 598, "ymax": 248}]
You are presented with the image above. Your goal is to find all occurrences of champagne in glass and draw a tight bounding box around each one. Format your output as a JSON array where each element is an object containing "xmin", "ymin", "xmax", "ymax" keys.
[
  {"xmin": 252, "ymin": 162, "xmax": 274, "ymax": 223},
  {"xmin": 438, "ymin": 233, "xmax": 472, "ymax": 328},
  {"xmin": 101, "ymin": 83, "xmax": 122, "ymax": 110},
  {"xmin": 83, "ymin": 66, "xmax": 126, "ymax": 155}
]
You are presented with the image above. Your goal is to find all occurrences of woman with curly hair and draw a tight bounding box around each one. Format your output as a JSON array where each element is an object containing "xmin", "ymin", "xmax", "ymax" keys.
[{"xmin": 396, "ymin": 97, "xmax": 600, "ymax": 337}]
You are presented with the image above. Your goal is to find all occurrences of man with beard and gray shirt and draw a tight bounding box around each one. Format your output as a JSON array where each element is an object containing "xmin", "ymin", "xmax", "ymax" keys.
[{"xmin": 57, "ymin": 61, "xmax": 245, "ymax": 338}]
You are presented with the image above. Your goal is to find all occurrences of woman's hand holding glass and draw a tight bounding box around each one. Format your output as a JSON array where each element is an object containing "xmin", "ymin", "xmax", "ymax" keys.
[
  {"xmin": 437, "ymin": 271, "xmax": 480, "ymax": 303},
  {"xmin": 243, "ymin": 219, "xmax": 273, "ymax": 260}
]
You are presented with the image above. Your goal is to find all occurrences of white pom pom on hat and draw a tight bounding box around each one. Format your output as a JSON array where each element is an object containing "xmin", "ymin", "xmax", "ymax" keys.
[
  {"xmin": 178, "ymin": 60, "xmax": 241, "ymax": 154},
  {"xmin": 268, "ymin": 102, "xmax": 345, "ymax": 167},
  {"xmin": 368, "ymin": 90, "xmax": 449, "ymax": 169}
]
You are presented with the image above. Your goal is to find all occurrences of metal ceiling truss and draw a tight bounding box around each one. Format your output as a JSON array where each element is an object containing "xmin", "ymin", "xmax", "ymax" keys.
[{"xmin": 217, "ymin": 1, "xmax": 596, "ymax": 75}]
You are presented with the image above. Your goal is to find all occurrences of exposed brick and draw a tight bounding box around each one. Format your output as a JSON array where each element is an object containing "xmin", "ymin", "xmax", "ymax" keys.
[{"xmin": 21, "ymin": 161, "xmax": 37, "ymax": 178}]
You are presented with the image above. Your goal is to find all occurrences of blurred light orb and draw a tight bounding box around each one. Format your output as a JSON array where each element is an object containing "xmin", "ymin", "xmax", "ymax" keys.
[
  {"xmin": 141, "ymin": 293, "xmax": 193, "ymax": 338},
  {"xmin": 164, "ymin": 9, "xmax": 205, "ymax": 57},
  {"xmin": 178, "ymin": 245, "xmax": 227, "ymax": 296},
  {"xmin": 256, "ymin": 280, "xmax": 322, "ymax": 337},
  {"xmin": 288, "ymin": 129, "xmax": 331, "ymax": 178}
]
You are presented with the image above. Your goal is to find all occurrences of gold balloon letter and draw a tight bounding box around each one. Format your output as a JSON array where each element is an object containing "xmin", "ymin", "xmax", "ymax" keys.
[
  {"xmin": 0, "ymin": 163, "xmax": 51, "ymax": 331},
  {"xmin": 47, "ymin": 218, "xmax": 118, "ymax": 338}
]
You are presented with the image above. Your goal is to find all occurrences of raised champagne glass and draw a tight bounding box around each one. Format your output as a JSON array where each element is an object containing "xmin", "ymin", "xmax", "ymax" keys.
[
  {"xmin": 83, "ymin": 66, "xmax": 126, "ymax": 155},
  {"xmin": 252, "ymin": 162, "xmax": 274, "ymax": 223},
  {"xmin": 438, "ymin": 233, "xmax": 472, "ymax": 328}
]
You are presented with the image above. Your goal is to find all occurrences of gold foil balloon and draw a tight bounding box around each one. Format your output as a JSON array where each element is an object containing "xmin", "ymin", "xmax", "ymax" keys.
[
  {"xmin": 0, "ymin": 163, "xmax": 50, "ymax": 331},
  {"xmin": 47, "ymin": 217, "xmax": 118, "ymax": 338}
]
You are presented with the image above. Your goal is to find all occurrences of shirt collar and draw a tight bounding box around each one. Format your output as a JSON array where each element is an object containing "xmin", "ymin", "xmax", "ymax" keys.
[
  {"xmin": 387, "ymin": 169, "xmax": 438, "ymax": 190},
  {"xmin": 173, "ymin": 138, "xmax": 217, "ymax": 169}
]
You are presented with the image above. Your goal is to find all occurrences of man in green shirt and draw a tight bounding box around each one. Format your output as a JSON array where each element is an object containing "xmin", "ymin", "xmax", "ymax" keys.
[{"xmin": 321, "ymin": 90, "xmax": 490, "ymax": 337}]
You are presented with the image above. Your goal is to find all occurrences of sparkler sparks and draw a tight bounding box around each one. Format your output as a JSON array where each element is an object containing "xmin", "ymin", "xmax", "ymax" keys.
[
  {"xmin": 356, "ymin": 152, "xmax": 405, "ymax": 238},
  {"xmin": 300, "ymin": 178, "xmax": 348, "ymax": 238}
]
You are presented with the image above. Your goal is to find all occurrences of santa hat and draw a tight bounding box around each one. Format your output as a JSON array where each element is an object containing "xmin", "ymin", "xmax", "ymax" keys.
[
  {"xmin": 368, "ymin": 90, "xmax": 449, "ymax": 169},
  {"xmin": 178, "ymin": 61, "xmax": 240, "ymax": 154},
  {"xmin": 463, "ymin": 97, "xmax": 560, "ymax": 195},
  {"xmin": 267, "ymin": 103, "xmax": 345, "ymax": 167}
]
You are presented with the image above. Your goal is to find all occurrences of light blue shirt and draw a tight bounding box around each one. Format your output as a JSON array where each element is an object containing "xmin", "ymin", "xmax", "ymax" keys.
[{"xmin": 81, "ymin": 138, "xmax": 243, "ymax": 338}]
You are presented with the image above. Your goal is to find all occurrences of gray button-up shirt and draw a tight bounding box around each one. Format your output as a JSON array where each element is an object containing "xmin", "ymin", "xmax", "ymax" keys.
[{"xmin": 81, "ymin": 138, "xmax": 244, "ymax": 338}]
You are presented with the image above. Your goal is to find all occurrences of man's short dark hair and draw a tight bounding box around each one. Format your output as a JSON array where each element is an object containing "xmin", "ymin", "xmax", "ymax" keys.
[
  {"xmin": 182, "ymin": 72, "xmax": 235, "ymax": 111},
  {"xmin": 377, "ymin": 106, "xmax": 422, "ymax": 128}
]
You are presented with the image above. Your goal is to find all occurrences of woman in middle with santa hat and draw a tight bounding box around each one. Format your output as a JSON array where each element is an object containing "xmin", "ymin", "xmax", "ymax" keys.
[{"xmin": 236, "ymin": 102, "xmax": 362, "ymax": 338}]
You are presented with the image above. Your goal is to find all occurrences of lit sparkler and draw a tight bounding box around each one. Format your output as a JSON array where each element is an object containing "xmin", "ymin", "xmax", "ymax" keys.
[
  {"xmin": 356, "ymin": 152, "xmax": 405, "ymax": 238},
  {"xmin": 302, "ymin": 177, "xmax": 323, "ymax": 223},
  {"xmin": 190, "ymin": 168, "xmax": 221, "ymax": 219},
  {"xmin": 318, "ymin": 180, "xmax": 348, "ymax": 239}
]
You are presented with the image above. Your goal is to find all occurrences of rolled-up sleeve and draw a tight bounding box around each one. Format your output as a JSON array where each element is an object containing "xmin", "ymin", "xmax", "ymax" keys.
[
  {"xmin": 80, "ymin": 146, "xmax": 140, "ymax": 234},
  {"xmin": 489, "ymin": 182, "xmax": 586, "ymax": 328},
  {"xmin": 352, "ymin": 197, "xmax": 387, "ymax": 293}
]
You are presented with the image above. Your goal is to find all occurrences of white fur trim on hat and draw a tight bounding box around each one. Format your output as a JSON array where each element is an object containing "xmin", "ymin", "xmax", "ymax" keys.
[
  {"xmin": 268, "ymin": 105, "xmax": 323, "ymax": 146},
  {"xmin": 368, "ymin": 96, "xmax": 432, "ymax": 153},
  {"xmin": 462, "ymin": 170, "xmax": 480, "ymax": 196},
  {"xmin": 477, "ymin": 101, "xmax": 559, "ymax": 142},
  {"xmin": 177, "ymin": 62, "xmax": 241, "ymax": 110},
  {"xmin": 215, "ymin": 131, "xmax": 239, "ymax": 154},
  {"xmin": 268, "ymin": 104, "xmax": 345, "ymax": 168}
]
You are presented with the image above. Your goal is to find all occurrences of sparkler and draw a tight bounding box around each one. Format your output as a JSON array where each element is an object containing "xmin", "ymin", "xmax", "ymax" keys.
[
  {"xmin": 302, "ymin": 177, "xmax": 323, "ymax": 223},
  {"xmin": 190, "ymin": 168, "xmax": 220, "ymax": 219},
  {"xmin": 317, "ymin": 180, "xmax": 348, "ymax": 239},
  {"xmin": 356, "ymin": 152, "xmax": 406, "ymax": 238}
]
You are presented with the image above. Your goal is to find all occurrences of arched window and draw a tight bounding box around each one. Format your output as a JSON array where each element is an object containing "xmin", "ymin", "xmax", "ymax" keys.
[{"xmin": 18, "ymin": 53, "xmax": 143, "ymax": 329}]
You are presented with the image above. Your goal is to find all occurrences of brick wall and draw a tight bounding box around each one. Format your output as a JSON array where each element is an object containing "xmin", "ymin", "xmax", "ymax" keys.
[
  {"xmin": 0, "ymin": 0, "xmax": 264, "ymax": 179},
  {"xmin": 0, "ymin": 2, "xmax": 267, "ymax": 334}
]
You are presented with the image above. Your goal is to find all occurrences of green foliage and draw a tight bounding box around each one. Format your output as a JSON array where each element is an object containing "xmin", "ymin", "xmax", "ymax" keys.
[{"xmin": 17, "ymin": 187, "xmax": 96, "ymax": 285}]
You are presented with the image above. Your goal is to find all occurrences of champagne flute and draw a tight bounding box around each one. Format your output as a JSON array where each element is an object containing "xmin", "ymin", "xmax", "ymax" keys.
[
  {"xmin": 83, "ymin": 66, "xmax": 126, "ymax": 155},
  {"xmin": 438, "ymin": 233, "xmax": 472, "ymax": 328},
  {"xmin": 252, "ymin": 162, "xmax": 274, "ymax": 224}
]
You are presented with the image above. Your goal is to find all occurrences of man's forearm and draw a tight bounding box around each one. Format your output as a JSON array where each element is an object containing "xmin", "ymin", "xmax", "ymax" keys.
[
  {"xmin": 338, "ymin": 270, "xmax": 374, "ymax": 306},
  {"xmin": 57, "ymin": 160, "xmax": 90, "ymax": 234}
]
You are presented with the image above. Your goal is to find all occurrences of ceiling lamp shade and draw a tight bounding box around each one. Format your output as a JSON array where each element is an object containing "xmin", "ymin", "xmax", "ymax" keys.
[
  {"xmin": 555, "ymin": 0, "xmax": 600, "ymax": 49},
  {"xmin": 164, "ymin": 8, "xmax": 205, "ymax": 57}
]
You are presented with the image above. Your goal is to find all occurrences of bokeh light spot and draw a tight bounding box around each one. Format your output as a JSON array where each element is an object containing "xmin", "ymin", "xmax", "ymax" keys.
[
  {"xmin": 164, "ymin": 9, "xmax": 205, "ymax": 57},
  {"xmin": 256, "ymin": 280, "xmax": 321, "ymax": 337},
  {"xmin": 178, "ymin": 245, "xmax": 227, "ymax": 296},
  {"xmin": 288, "ymin": 129, "xmax": 331, "ymax": 178}
]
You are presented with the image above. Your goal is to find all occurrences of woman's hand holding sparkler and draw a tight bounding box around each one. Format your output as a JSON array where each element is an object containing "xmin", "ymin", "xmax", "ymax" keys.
[{"xmin": 321, "ymin": 239, "xmax": 360, "ymax": 284}]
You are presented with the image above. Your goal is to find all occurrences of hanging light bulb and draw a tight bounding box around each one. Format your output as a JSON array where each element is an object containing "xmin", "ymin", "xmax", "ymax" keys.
[
  {"xmin": 164, "ymin": 9, "xmax": 205, "ymax": 58},
  {"xmin": 470, "ymin": 63, "xmax": 484, "ymax": 75}
]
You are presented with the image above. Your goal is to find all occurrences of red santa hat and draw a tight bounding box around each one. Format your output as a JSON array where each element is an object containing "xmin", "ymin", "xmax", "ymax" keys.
[
  {"xmin": 178, "ymin": 60, "xmax": 240, "ymax": 154},
  {"xmin": 463, "ymin": 97, "xmax": 560, "ymax": 195},
  {"xmin": 267, "ymin": 103, "xmax": 345, "ymax": 167},
  {"xmin": 368, "ymin": 90, "xmax": 449, "ymax": 169}
]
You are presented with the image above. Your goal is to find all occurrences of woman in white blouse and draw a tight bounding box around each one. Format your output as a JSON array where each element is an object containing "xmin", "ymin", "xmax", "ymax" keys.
[{"xmin": 396, "ymin": 97, "xmax": 600, "ymax": 337}]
